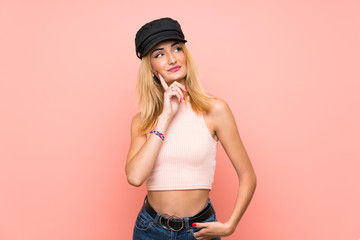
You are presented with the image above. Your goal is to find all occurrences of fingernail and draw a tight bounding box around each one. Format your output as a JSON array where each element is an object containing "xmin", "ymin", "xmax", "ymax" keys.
[
  {"xmin": 180, "ymin": 99, "xmax": 182, "ymax": 103},
  {"xmin": 185, "ymin": 88, "xmax": 189, "ymax": 92},
  {"xmin": 192, "ymin": 223, "xmax": 196, "ymax": 227},
  {"xmin": 183, "ymin": 97, "xmax": 185, "ymax": 100}
]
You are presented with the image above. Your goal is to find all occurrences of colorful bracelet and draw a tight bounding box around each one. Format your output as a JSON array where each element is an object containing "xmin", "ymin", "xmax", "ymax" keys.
[{"xmin": 149, "ymin": 130, "xmax": 165, "ymax": 140}]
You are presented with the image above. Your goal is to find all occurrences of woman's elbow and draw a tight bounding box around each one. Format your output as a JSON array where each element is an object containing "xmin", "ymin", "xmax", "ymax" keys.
[
  {"xmin": 241, "ymin": 171, "xmax": 257, "ymax": 186},
  {"xmin": 250, "ymin": 171, "xmax": 257, "ymax": 184},
  {"xmin": 252, "ymin": 173, "xmax": 257, "ymax": 188},
  {"xmin": 126, "ymin": 175, "xmax": 143, "ymax": 187},
  {"xmin": 126, "ymin": 172, "xmax": 145, "ymax": 187}
]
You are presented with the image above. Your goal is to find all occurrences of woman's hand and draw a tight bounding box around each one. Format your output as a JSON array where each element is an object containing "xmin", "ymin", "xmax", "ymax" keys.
[
  {"xmin": 158, "ymin": 73, "xmax": 187, "ymax": 120},
  {"xmin": 192, "ymin": 221, "xmax": 235, "ymax": 240}
]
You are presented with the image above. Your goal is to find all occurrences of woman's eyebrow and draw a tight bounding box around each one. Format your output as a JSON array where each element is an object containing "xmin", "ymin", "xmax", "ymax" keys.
[
  {"xmin": 171, "ymin": 41, "xmax": 180, "ymax": 47},
  {"xmin": 151, "ymin": 48, "xmax": 163, "ymax": 55},
  {"xmin": 151, "ymin": 42, "xmax": 180, "ymax": 55}
]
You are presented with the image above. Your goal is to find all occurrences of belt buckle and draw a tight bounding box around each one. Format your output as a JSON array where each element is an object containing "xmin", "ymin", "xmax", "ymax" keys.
[{"xmin": 159, "ymin": 214, "xmax": 184, "ymax": 232}]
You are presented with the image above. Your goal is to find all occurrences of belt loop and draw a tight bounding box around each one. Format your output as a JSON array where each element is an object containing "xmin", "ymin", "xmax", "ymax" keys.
[
  {"xmin": 146, "ymin": 195, "xmax": 160, "ymax": 225},
  {"xmin": 154, "ymin": 212, "xmax": 160, "ymax": 226},
  {"xmin": 143, "ymin": 195, "xmax": 160, "ymax": 226},
  {"xmin": 184, "ymin": 217, "xmax": 190, "ymax": 231}
]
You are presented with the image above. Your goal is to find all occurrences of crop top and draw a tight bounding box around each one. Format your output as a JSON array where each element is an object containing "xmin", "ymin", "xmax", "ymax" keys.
[{"xmin": 146, "ymin": 99, "xmax": 218, "ymax": 191}]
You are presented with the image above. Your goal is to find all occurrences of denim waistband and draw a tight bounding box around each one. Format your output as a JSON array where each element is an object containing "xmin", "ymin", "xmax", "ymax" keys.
[{"xmin": 141, "ymin": 195, "xmax": 214, "ymax": 231}]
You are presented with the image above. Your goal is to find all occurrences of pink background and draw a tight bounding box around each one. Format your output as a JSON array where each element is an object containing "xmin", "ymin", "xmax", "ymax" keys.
[{"xmin": 0, "ymin": 0, "xmax": 359, "ymax": 239}]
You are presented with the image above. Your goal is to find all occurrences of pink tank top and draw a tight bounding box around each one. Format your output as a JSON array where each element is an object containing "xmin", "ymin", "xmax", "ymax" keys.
[{"xmin": 146, "ymin": 100, "xmax": 218, "ymax": 191}]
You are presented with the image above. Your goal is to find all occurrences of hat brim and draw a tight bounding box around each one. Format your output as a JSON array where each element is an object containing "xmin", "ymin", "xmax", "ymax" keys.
[{"xmin": 141, "ymin": 33, "xmax": 187, "ymax": 58}]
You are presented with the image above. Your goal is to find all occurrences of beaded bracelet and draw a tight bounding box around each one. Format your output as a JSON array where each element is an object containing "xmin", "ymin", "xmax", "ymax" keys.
[{"xmin": 149, "ymin": 130, "xmax": 165, "ymax": 140}]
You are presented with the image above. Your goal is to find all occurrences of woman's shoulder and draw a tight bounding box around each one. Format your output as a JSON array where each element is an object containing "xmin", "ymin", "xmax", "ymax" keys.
[
  {"xmin": 207, "ymin": 95, "xmax": 232, "ymax": 116},
  {"xmin": 203, "ymin": 95, "xmax": 234, "ymax": 133}
]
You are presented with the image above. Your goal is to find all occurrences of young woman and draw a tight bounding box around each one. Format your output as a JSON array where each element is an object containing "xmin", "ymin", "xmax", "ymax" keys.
[{"xmin": 126, "ymin": 17, "xmax": 257, "ymax": 240}]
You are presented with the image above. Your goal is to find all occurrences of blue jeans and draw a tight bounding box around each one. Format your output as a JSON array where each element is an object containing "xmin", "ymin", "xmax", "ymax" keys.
[{"xmin": 133, "ymin": 197, "xmax": 221, "ymax": 240}]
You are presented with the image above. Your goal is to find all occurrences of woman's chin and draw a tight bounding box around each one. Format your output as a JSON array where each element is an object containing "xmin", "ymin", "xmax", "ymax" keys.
[{"xmin": 165, "ymin": 74, "xmax": 186, "ymax": 83}]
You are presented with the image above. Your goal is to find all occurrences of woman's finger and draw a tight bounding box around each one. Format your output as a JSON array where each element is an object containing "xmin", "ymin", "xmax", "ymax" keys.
[
  {"xmin": 171, "ymin": 81, "xmax": 187, "ymax": 93},
  {"xmin": 193, "ymin": 232, "xmax": 206, "ymax": 240},
  {"xmin": 170, "ymin": 85, "xmax": 184, "ymax": 101},
  {"xmin": 164, "ymin": 90, "xmax": 181, "ymax": 103},
  {"xmin": 157, "ymin": 73, "xmax": 169, "ymax": 91}
]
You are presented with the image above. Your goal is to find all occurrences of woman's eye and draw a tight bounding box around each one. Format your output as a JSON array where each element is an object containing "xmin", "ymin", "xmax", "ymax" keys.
[
  {"xmin": 154, "ymin": 53, "xmax": 163, "ymax": 58},
  {"xmin": 174, "ymin": 47, "xmax": 182, "ymax": 52}
]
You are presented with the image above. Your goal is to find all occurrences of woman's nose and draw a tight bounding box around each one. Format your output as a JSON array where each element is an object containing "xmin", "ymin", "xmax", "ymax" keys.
[{"xmin": 167, "ymin": 53, "xmax": 176, "ymax": 64}]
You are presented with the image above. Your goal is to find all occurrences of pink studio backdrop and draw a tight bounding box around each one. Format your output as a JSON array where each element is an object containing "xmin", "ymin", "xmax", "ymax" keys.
[{"xmin": 0, "ymin": 0, "xmax": 359, "ymax": 239}]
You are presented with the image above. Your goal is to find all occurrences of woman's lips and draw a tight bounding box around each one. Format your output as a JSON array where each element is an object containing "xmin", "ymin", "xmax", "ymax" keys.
[{"xmin": 168, "ymin": 66, "xmax": 181, "ymax": 72}]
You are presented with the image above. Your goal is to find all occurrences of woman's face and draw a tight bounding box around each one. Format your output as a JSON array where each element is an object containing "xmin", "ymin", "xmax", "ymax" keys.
[{"xmin": 149, "ymin": 40, "xmax": 187, "ymax": 85}]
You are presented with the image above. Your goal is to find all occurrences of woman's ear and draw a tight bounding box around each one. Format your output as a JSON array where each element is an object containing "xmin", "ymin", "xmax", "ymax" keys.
[{"xmin": 152, "ymin": 72, "xmax": 160, "ymax": 83}]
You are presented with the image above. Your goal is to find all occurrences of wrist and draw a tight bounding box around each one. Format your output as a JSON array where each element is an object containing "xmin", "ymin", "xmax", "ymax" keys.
[
  {"xmin": 223, "ymin": 221, "xmax": 236, "ymax": 236},
  {"xmin": 154, "ymin": 114, "xmax": 170, "ymax": 133},
  {"xmin": 149, "ymin": 130, "xmax": 165, "ymax": 140},
  {"xmin": 158, "ymin": 113, "xmax": 172, "ymax": 125}
]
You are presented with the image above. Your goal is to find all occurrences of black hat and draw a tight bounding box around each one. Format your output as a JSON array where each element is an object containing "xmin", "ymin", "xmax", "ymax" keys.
[{"xmin": 135, "ymin": 17, "xmax": 187, "ymax": 59}]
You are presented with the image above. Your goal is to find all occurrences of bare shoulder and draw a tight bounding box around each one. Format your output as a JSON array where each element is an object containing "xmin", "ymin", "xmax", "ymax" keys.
[
  {"xmin": 207, "ymin": 96, "xmax": 237, "ymax": 132},
  {"xmin": 208, "ymin": 96, "xmax": 232, "ymax": 117},
  {"xmin": 202, "ymin": 96, "xmax": 234, "ymax": 141}
]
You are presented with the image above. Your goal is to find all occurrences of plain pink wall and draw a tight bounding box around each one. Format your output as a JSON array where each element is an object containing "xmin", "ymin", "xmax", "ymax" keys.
[{"xmin": 0, "ymin": 0, "xmax": 359, "ymax": 239}]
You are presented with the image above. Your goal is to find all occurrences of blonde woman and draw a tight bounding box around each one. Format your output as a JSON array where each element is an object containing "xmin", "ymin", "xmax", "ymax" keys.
[{"xmin": 126, "ymin": 17, "xmax": 257, "ymax": 240}]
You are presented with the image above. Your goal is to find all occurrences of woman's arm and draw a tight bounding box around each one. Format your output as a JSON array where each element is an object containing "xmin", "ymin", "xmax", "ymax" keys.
[
  {"xmin": 125, "ymin": 112, "xmax": 171, "ymax": 187},
  {"xmin": 193, "ymin": 98, "xmax": 257, "ymax": 239},
  {"xmin": 126, "ymin": 74, "xmax": 186, "ymax": 187}
]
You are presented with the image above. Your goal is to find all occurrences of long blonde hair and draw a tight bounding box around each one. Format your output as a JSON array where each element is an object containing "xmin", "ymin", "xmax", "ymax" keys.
[{"xmin": 136, "ymin": 42, "xmax": 214, "ymax": 134}]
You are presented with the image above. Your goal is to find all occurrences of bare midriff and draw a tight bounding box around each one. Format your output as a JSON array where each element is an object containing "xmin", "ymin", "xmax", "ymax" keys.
[{"xmin": 147, "ymin": 189, "xmax": 210, "ymax": 218}]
